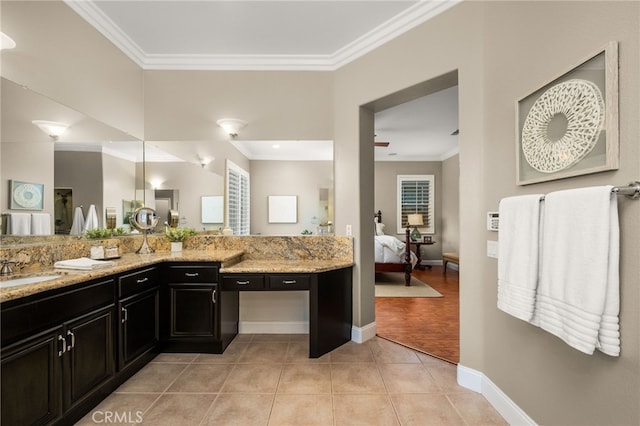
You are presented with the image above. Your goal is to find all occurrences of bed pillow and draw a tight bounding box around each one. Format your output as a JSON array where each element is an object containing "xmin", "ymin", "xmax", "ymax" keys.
[{"xmin": 375, "ymin": 221, "xmax": 385, "ymax": 236}]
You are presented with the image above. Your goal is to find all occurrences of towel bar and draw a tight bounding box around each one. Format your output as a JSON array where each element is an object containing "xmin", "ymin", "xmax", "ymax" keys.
[{"xmin": 539, "ymin": 181, "xmax": 640, "ymax": 201}]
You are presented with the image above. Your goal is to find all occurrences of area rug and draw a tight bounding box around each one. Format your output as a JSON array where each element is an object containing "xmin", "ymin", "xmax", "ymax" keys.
[{"xmin": 375, "ymin": 273, "xmax": 443, "ymax": 298}]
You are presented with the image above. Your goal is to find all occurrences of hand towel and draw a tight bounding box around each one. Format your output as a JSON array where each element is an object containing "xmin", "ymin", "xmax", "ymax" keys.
[
  {"xmin": 6, "ymin": 213, "xmax": 31, "ymax": 235},
  {"xmin": 532, "ymin": 186, "xmax": 620, "ymax": 356},
  {"xmin": 497, "ymin": 194, "xmax": 544, "ymax": 322},
  {"xmin": 83, "ymin": 204, "xmax": 99, "ymax": 233},
  {"xmin": 70, "ymin": 207, "xmax": 85, "ymax": 236},
  {"xmin": 54, "ymin": 257, "xmax": 115, "ymax": 270},
  {"xmin": 30, "ymin": 213, "xmax": 52, "ymax": 235}
]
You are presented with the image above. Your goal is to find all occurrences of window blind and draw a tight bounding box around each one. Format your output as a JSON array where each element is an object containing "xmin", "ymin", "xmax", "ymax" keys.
[
  {"xmin": 226, "ymin": 160, "xmax": 250, "ymax": 235},
  {"xmin": 397, "ymin": 175, "xmax": 434, "ymax": 234}
]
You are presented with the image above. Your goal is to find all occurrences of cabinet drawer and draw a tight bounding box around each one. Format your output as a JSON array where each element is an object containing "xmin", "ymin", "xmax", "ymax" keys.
[
  {"xmin": 118, "ymin": 267, "xmax": 158, "ymax": 298},
  {"xmin": 268, "ymin": 275, "xmax": 310, "ymax": 290},
  {"xmin": 167, "ymin": 265, "xmax": 219, "ymax": 283},
  {"xmin": 221, "ymin": 275, "xmax": 265, "ymax": 291}
]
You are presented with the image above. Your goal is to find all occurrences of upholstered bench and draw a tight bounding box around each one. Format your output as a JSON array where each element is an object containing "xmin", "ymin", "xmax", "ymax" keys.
[{"xmin": 442, "ymin": 252, "xmax": 459, "ymax": 274}]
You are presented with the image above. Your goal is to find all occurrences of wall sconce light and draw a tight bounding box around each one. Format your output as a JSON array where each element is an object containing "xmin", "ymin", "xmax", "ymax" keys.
[
  {"xmin": 32, "ymin": 120, "xmax": 68, "ymax": 140},
  {"xmin": 216, "ymin": 118, "xmax": 247, "ymax": 138},
  {"xmin": 198, "ymin": 156, "xmax": 213, "ymax": 168},
  {"xmin": 150, "ymin": 179, "xmax": 164, "ymax": 189},
  {"xmin": 0, "ymin": 32, "xmax": 16, "ymax": 50}
]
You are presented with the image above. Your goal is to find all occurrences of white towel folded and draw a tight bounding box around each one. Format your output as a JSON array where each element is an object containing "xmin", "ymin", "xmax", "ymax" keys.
[
  {"xmin": 31, "ymin": 213, "xmax": 52, "ymax": 235},
  {"xmin": 532, "ymin": 186, "xmax": 620, "ymax": 356},
  {"xmin": 54, "ymin": 257, "xmax": 115, "ymax": 271},
  {"xmin": 6, "ymin": 213, "xmax": 31, "ymax": 235},
  {"xmin": 83, "ymin": 204, "xmax": 99, "ymax": 233},
  {"xmin": 497, "ymin": 194, "xmax": 544, "ymax": 322},
  {"xmin": 70, "ymin": 207, "xmax": 85, "ymax": 236}
]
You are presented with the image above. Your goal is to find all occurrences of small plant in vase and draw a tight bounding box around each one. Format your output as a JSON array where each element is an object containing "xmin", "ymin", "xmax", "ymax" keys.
[{"xmin": 165, "ymin": 227, "xmax": 197, "ymax": 252}]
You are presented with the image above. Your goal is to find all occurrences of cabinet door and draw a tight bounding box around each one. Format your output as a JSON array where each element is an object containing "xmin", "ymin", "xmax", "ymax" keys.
[
  {"xmin": 1, "ymin": 327, "xmax": 63, "ymax": 425},
  {"xmin": 169, "ymin": 284, "xmax": 217, "ymax": 338},
  {"xmin": 120, "ymin": 288, "xmax": 159, "ymax": 369},
  {"xmin": 64, "ymin": 306, "xmax": 115, "ymax": 411}
]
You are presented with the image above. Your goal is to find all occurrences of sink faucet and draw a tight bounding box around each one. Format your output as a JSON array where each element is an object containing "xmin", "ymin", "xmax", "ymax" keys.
[{"xmin": 1, "ymin": 259, "xmax": 13, "ymax": 276}]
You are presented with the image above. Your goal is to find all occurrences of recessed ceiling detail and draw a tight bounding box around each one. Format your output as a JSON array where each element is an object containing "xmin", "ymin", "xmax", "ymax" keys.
[{"xmin": 64, "ymin": 0, "xmax": 461, "ymax": 71}]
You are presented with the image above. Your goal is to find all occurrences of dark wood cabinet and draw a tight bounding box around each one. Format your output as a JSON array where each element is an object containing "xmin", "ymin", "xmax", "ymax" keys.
[
  {"xmin": 117, "ymin": 267, "xmax": 159, "ymax": 370},
  {"xmin": 1, "ymin": 327, "xmax": 63, "ymax": 425},
  {"xmin": 0, "ymin": 304, "xmax": 115, "ymax": 426},
  {"xmin": 161, "ymin": 263, "xmax": 235, "ymax": 353}
]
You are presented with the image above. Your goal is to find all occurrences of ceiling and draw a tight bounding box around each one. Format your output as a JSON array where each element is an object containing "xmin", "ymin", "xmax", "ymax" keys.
[{"xmin": 63, "ymin": 0, "xmax": 460, "ymax": 161}]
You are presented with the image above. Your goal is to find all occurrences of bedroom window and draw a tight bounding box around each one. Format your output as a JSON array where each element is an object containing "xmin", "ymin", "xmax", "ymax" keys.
[
  {"xmin": 397, "ymin": 174, "xmax": 435, "ymax": 234},
  {"xmin": 226, "ymin": 160, "xmax": 250, "ymax": 235}
]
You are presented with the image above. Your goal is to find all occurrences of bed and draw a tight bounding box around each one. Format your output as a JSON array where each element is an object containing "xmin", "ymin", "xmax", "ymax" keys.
[{"xmin": 374, "ymin": 210, "xmax": 416, "ymax": 286}]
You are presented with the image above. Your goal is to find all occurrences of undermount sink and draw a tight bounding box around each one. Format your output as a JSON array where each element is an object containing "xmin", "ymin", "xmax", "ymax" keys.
[{"xmin": 0, "ymin": 274, "xmax": 61, "ymax": 288}]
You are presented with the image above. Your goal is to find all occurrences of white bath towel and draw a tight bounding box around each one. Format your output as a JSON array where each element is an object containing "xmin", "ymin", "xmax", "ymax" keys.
[
  {"xmin": 54, "ymin": 257, "xmax": 115, "ymax": 271},
  {"xmin": 532, "ymin": 186, "xmax": 620, "ymax": 356},
  {"xmin": 70, "ymin": 207, "xmax": 85, "ymax": 236},
  {"xmin": 83, "ymin": 204, "xmax": 99, "ymax": 233},
  {"xmin": 30, "ymin": 213, "xmax": 52, "ymax": 235},
  {"xmin": 6, "ymin": 213, "xmax": 31, "ymax": 235},
  {"xmin": 497, "ymin": 194, "xmax": 544, "ymax": 322}
]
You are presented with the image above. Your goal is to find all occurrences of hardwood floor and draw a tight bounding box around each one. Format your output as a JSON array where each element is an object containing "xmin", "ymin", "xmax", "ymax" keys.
[{"xmin": 375, "ymin": 265, "xmax": 459, "ymax": 364}]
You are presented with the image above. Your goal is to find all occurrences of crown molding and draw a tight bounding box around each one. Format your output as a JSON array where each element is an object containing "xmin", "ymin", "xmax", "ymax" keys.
[{"xmin": 65, "ymin": 0, "xmax": 462, "ymax": 71}]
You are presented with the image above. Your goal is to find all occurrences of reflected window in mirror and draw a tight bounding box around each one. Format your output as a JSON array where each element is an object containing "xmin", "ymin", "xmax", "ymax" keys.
[{"xmin": 226, "ymin": 160, "xmax": 250, "ymax": 235}]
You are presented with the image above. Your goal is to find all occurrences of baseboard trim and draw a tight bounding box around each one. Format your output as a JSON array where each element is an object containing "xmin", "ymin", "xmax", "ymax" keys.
[
  {"xmin": 351, "ymin": 322, "xmax": 376, "ymax": 343},
  {"xmin": 458, "ymin": 364, "xmax": 536, "ymax": 425},
  {"xmin": 238, "ymin": 321, "xmax": 308, "ymax": 334}
]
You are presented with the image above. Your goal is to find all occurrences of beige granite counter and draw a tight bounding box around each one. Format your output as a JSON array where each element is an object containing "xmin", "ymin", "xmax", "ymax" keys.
[
  {"xmin": 219, "ymin": 259, "xmax": 354, "ymax": 274},
  {"xmin": 0, "ymin": 250, "xmax": 243, "ymax": 303}
]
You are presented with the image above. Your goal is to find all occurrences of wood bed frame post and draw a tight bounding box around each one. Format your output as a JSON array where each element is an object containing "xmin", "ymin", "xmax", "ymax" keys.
[{"xmin": 403, "ymin": 227, "xmax": 412, "ymax": 286}]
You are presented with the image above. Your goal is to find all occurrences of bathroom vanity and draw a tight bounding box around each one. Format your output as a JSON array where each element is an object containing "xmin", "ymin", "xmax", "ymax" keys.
[{"xmin": 0, "ymin": 250, "xmax": 352, "ymax": 425}]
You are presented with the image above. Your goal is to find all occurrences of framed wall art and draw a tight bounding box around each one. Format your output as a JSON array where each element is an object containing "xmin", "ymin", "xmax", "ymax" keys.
[
  {"xmin": 516, "ymin": 42, "xmax": 618, "ymax": 185},
  {"xmin": 268, "ymin": 195, "xmax": 297, "ymax": 223},
  {"xmin": 10, "ymin": 180, "xmax": 45, "ymax": 210}
]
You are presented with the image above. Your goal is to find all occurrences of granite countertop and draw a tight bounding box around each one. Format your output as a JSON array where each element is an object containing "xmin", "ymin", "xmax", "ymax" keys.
[{"xmin": 0, "ymin": 250, "xmax": 354, "ymax": 303}]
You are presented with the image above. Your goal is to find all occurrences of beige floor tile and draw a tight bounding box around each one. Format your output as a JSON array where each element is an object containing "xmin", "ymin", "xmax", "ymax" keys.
[
  {"xmin": 277, "ymin": 364, "xmax": 331, "ymax": 394},
  {"xmin": 139, "ymin": 393, "xmax": 215, "ymax": 425},
  {"xmin": 329, "ymin": 341, "xmax": 374, "ymax": 363},
  {"xmin": 194, "ymin": 341, "xmax": 249, "ymax": 364},
  {"xmin": 378, "ymin": 363, "xmax": 440, "ymax": 394},
  {"xmin": 287, "ymin": 333, "xmax": 310, "ymax": 342},
  {"xmin": 76, "ymin": 393, "xmax": 159, "ymax": 425},
  {"xmin": 424, "ymin": 363, "xmax": 469, "ymax": 393},
  {"xmin": 233, "ymin": 333, "xmax": 254, "ymax": 343},
  {"xmin": 284, "ymin": 341, "xmax": 330, "ymax": 363},
  {"xmin": 447, "ymin": 392, "xmax": 508, "ymax": 425},
  {"xmin": 201, "ymin": 394, "xmax": 273, "ymax": 426},
  {"xmin": 116, "ymin": 363, "xmax": 187, "ymax": 393},
  {"xmin": 331, "ymin": 363, "xmax": 386, "ymax": 394},
  {"xmin": 415, "ymin": 351, "xmax": 454, "ymax": 366},
  {"xmin": 252, "ymin": 333, "xmax": 299, "ymax": 342},
  {"xmin": 151, "ymin": 352, "xmax": 198, "ymax": 363},
  {"xmin": 221, "ymin": 364, "xmax": 283, "ymax": 393},
  {"xmin": 167, "ymin": 363, "xmax": 232, "ymax": 392},
  {"xmin": 239, "ymin": 341, "xmax": 289, "ymax": 363},
  {"xmin": 369, "ymin": 338, "xmax": 421, "ymax": 364},
  {"xmin": 268, "ymin": 394, "xmax": 333, "ymax": 426},
  {"xmin": 391, "ymin": 393, "xmax": 465, "ymax": 425},
  {"xmin": 334, "ymin": 394, "xmax": 400, "ymax": 426}
]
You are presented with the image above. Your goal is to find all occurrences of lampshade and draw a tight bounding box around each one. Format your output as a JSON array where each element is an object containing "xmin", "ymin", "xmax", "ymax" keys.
[
  {"xmin": 216, "ymin": 118, "xmax": 247, "ymax": 137},
  {"xmin": 407, "ymin": 214, "xmax": 424, "ymax": 226},
  {"xmin": 32, "ymin": 120, "xmax": 68, "ymax": 140}
]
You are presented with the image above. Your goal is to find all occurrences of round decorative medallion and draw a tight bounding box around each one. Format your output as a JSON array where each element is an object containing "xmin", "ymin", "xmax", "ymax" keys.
[
  {"xmin": 521, "ymin": 79, "xmax": 604, "ymax": 173},
  {"xmin": 13, "ymin": 183, "xmax": 43, "ymax": 208}
]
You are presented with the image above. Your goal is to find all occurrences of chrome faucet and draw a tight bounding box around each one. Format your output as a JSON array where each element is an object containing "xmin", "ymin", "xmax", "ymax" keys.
[{"xmin": 1, "ymin": 259, "xmax": 13, "ymax": 276}]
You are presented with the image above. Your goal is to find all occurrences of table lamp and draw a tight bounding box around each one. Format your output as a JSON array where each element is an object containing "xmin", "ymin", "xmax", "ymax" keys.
[{"xmin": 407, "ymin": 214, "xmax": 423, "ymax": 241}]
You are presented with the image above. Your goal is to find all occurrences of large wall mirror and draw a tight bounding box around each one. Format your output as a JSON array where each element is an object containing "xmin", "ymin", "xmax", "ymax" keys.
[{"xmin": 1, "ymin": 77, "xmax": 144, "ymax": 237}]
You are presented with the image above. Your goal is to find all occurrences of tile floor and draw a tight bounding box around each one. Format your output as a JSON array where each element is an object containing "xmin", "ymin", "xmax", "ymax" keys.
[{"xmin": 77, "ymin": 334, "xmax": 506, "ymax": 425}]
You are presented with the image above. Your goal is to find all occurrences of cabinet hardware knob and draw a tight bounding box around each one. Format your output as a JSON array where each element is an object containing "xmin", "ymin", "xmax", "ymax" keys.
[
  {"xmin": 121, "ymin": 307, "xmax": 128, "ymax": 323},
  {"xmin": 67, "ymin": 330, "xmax": 75, "ymax": 350},
  {"xmin": 236, "ymin": 280, "xmax": 250, "ymax": 285},
  {"xmin": 282, "ymin": 280, "xmax": 297, "ymax": 284},
  {"xmin": 185, "ymin": 272, "xmax": 199, "ymax": 277},
  {"xmin": 136, "ymin": 277, "xmax": 149, "ymax": 284},
  {"xmin": 58, "ymin": 334, "xmax": 66, "ymax": 357}
]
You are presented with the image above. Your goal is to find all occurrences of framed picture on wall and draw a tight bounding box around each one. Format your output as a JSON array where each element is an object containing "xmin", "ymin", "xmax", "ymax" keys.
[
  {"xmin": 10, "ymin": 180, "xmax": 45, "ymax": 210},
  {"xmin": 516, "ymin": 41, "xmax": 619, "ymax": 185}
]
